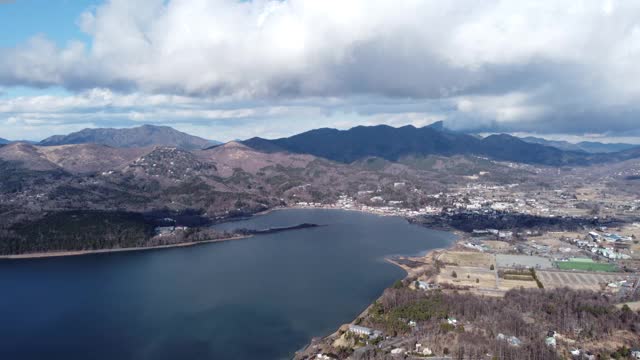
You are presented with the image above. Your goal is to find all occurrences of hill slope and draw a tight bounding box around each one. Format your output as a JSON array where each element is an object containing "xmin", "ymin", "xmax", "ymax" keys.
[
  {"xmin": 0, "ymin": 143, "xmax": 60, "ymax": 171},
  {"xmin": 39, "ymin": 125, "xmax": 218, "ymax": 150},
  {"xmin": 199, "ymin": 141, "xmax": 315, "ymax": 177},
  {"xmin": 0, "ymin": 142, "xmax": 148, "ymax": 173}
]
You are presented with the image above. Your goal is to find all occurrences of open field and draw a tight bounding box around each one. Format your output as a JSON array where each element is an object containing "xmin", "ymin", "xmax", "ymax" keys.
[
  {"xmin": 439, "ymin": 251, "xmax": 494, "ymax": 268},
  {"xmin": 631, "ymin": 243, "xmax": 640, "ymax": 260},
  {"xmin": 482, "ymin": 240, "xmax": 514, "ymax": 252},
  {"xmin": 437, "ymin": 265, "xmax": 496, "ymax": 289},
  {"xmin": 498, "ymin": 269, "xmax": 540, "ymax": 291},
  {"xmin": 437, "ymin": 260, "xmax": 541, "ymax": 294},
  {"xmin": 537, "ymin": 270, "xmax": 631, "ymax": 291},
  {"xmin": 620, "ymin": 223, "xmax": 640, "ymax": 259},
  {"xmin": 616, "ymin": 301, "xmax": 640, "ymax": 311},
  {"xmin": 533, "ymin": 232, "xmax": 583, "ymax": 247},
  {"xmin": 499, "ymin": 278, "xmax": 539, "ymax": 291},
  {"xmin": 556, "ymin": 261, "xmax": 618, "ymax": 272},
  {"xmin": 496, "ymin": 254, "xmax": 554, "ymax": 269}
]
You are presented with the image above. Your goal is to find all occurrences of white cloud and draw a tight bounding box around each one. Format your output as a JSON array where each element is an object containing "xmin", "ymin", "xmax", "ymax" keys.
[
  {"xmin": 0, "ymin": 88, "xmax": 457, "ymax": 141},
  {"xmin": 1, "ymin": 0, "xmax": 640, "ymax": 139},
  {"xmin": 454, "ymin": 92, "xmax": 548, "ymax": 123},
  {"xmin": 0, "ymin": 0, "xmax": 636, "ymax": 97},
  {"xmin": 0, "ymin": 89, "xmax": 330, "ymax": 140}
]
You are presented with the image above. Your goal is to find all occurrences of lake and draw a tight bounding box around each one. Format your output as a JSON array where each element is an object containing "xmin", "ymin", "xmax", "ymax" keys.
[{"xmin": 0, "ymin": 208, "xmax": 455, "ymax": 360}]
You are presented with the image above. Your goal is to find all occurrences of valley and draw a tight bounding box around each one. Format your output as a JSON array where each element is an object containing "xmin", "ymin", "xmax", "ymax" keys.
[
  {"xmin": 1, "ymin": 125, "xmax": 639, "ymax": 258},
  {"xmin": 1, "ymin": 124, "xmax": 640, "ymax": 359}
]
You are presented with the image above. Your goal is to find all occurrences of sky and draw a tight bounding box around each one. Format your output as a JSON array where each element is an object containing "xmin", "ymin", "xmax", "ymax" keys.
[{"xmin": 1, "ymin": 0, "xmax": 640, "ymax": 143}]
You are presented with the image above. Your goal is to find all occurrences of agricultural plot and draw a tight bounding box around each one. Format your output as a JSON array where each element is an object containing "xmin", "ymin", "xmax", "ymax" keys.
[
  {"xmin": 437, "ymin": 266, "xmax": 496, "ymax": 289},
  {"xmin": 439, "ymin": 251, "xmax": 494, "ymax": 268},
  {"xmin": 499, "ymin": 278, "xmax": 540, "ymax": 291},
  {"xmin": 556, "ymin": 261, "xmax": 618, "ymax": 272},
  {"xmin": 537, "ymin": 270, "xmax": 627, "ymax": 291},
  {"xmin": 498, "ymin": 269, "xmax": 541, "ymax": 291},
  {"xmin": 482, "ymin": 240, "xmax": 513, "ymax": 252}
]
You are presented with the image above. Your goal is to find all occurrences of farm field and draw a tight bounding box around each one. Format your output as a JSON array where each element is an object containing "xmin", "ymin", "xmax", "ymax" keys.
[
  {"xmin": 437, "ymin": 266, "xmax": 496, "ymax": 289},
  {"xmin": 556, "ymin": 261, "xmax": 618, "ymax": 272},
  {"xmin": 537, "ymin": 270, "xmax": 630, "ymax": 291},
  {"xmin": 439, "ymin": 251, "xmax": 494, "ymax": 268}
]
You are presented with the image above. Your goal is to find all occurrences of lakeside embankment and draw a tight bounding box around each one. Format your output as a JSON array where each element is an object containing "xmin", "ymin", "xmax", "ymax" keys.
[
  {"xmin": 0, "ymin": 235, "xmax": 251, "ymax": 260},
  {"xmin": 0, "ymin": 207, "xmax": 329, "ymax": 260}
]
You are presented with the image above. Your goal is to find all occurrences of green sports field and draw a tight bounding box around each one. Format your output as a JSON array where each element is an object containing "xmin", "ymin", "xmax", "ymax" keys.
[{"xmin": 556, "ymin": 261, "xmax": 618, "ymax": 272}]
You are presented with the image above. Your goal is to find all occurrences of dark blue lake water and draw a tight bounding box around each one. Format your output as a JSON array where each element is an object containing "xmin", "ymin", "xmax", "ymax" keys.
[{"xmin": 0, "ymin": 208, "xmax": 454, "ymax": 360}]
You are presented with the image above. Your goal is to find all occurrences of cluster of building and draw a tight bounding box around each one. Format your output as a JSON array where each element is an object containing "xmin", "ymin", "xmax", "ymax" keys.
[
  {"xmin": 154, "ymin": 226, "xmax": 189, "ymax": 236},
  {"xmin": 295, "ymin": 195, "xmax": 439, "ymax": 217},
  {"xmin": 472, "ymin": 228, "xmax": 514, "ymax": 239},
  {"xmin": 298, "ymin": 182, "xmax": 582, "ymax": 219},
  {"xmin": 446, "ymin": 183, "xmax": 562, "ymax": 216},
  {"xmin": 573, "ymin": 240, "xmax": 632, "ymax": 260},
  {"xmin": 567, "ymin": 230, "xmax": 636, "ymax": 260},
  {"xmin": 415, "ymin": 280, "xmax": 440, "ymax": 291},
  {"xmin": 296, "ymin": 177, "xmax": 640, "ymax": 360}
]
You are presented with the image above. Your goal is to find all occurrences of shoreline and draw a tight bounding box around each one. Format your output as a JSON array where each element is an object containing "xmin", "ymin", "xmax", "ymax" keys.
[
  {"xmin": 386, "ymin": 242, "xmax": 454, "ymax": 282},
  {"xmin": 258, "ymin": 204, "xmax": 440, "ymax": 219},
  {"xmin": 0, "ymin": 206, "xmax": 313, "ymax": 260},
  {"xmin": 0, "ymin": 205, "xmax": 458, "ymax": 262},
  {"xmin": 0, "ymin": 206, "xmax": 397, "ymax": 260},
  {"xmin": 3, "ymin": 204, "xmax": 463, "ymax": 357},
  {"xmin": 0, "ymin": 235, "xmax": 251, "ymax": 260},
  {"xmin": 299, "ymin": 239, "xmax": 459, "ymax": 355}
]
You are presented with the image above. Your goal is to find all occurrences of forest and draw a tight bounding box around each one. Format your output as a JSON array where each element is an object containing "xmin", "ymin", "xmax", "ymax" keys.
[
  {"xmin": 0, "ymin": 210, "xmax": 244, "ymax": 255},
  {"xmin": 412, "ymin": 211, "xmax": 619, "ymax": 233},
  {"xmin": 0, "ymin": 210, "xmax": 155, "ymax": 254},
  {"xmin": 349, "ymin": 286, "xmax": 640, "ymax": 360}
]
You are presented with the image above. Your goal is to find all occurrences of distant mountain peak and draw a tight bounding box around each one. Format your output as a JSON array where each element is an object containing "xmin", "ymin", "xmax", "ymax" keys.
[
  {"xmin": 426, "ymin": 120, "xmax": 444, "ymax": 130},
  {"xmin": 219, "ymin": 141, "xmax": 251, "ymax": 149},
  {"xmin": 39, "ymin": 125, "xmax": 220, "ymax": 150}
]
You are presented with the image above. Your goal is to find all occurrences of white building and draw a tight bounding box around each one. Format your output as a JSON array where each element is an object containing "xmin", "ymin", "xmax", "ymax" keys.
[
  {"xmin": 348, "ymin": 325, "xmax": 372, "ymax": 336},
  {"xmin": 347, "ymin": 325, "xmax": 381, "ymax": 339}
]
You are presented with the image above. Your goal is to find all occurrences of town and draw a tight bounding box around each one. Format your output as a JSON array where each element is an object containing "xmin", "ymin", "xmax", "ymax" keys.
[{"xmin": 295, "ymin": 177, "xmax": 640, "ymax": 360}]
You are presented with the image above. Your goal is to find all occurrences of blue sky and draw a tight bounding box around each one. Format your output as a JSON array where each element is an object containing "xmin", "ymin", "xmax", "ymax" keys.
[
  {"xmin": 0, "ymin": 0, "xmax": 95, "ymax": 47},
  {"xmin": 1, "ymin": 0, "xmax": 640, "ymax": 143},
  {"xmin": 0, "ymin": 0, "xmax": 89, "ymax": 99}
]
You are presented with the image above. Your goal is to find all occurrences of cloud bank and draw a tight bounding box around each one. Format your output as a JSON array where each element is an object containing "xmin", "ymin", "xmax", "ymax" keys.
[{"xmin": 1, "ymin": 0, "xmax": 640, "ymax": 141}]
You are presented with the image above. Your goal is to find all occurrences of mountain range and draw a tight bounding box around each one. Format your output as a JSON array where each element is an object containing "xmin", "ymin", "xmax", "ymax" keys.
[
  {"xmin": 39, "ymin": 125, "xmax": 220, "ymax": 150},
  {"xmin": 3, "ymin": 122, "xmax": 639, "ymax": 167},
  {"xmin": 242, "ymin": 122, "xmax": 640, "ymax": 166},
  {"xmin": 520, "ymin": 136, "xmax": 636, "ymax": 153},
  {"xmin": 2, "ymin": 122, "xmax": 640, "ymax": 255},
  {"xmin": 0, "ymin": 138, "xmax": 9, "ymax": 145}
]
